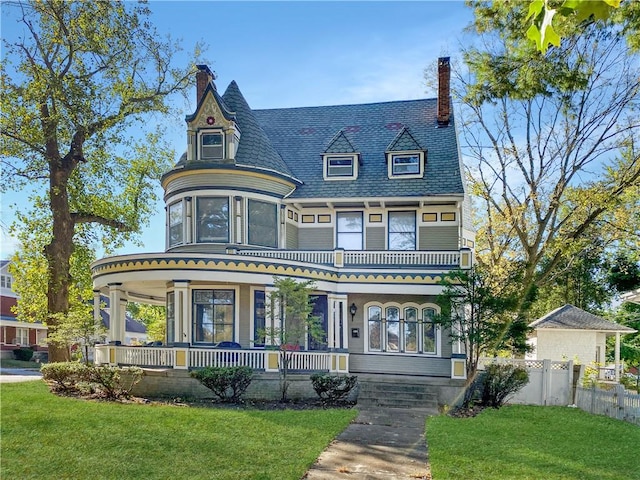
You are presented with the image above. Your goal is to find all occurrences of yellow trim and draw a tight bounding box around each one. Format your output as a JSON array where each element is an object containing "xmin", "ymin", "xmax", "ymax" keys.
[
  {"xmin": 93, "ymin": 257, "xmax": 446, "ymax": 284},
  {"xmin": 331, "ymin": 355, "xmax": 336, "ymax": 370},
  {"xmin": 175, "ymin": 350, "xmax": 186, "ymax": 367},
  {"xmin": 369, "ymin": 214, "xmax": 382, "ymax": 223},
  {"xmin": 441, "ymin": 212, "xmax": 456, "ymax": 221},
  {"xmin": 109, "ymin": 347, "xmax": 115, "ymax": 364},
  {"xmin": 422, "ymin": 212, "xmax": 437, "ymax": 222},
  {"xmin": 162, "ymin": 168, "xmax": 297, "ymax": 190},
  {"xmin": 268, "ymin": 351, "xmax": 279, "ymax": 370},
  {"xmin": 338, "ymin": 356, "xmax": 347, "ymax": 371},
  {"xmin": 453, "ymin": 360, "xmax": 465, "ymax": 377}
]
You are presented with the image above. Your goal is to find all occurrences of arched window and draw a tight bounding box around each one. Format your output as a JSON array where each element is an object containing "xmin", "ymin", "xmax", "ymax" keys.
[
  {"xmin": 422, "ymin": 307, "xmax": 437, "ymax": 354},
  {"xmin": 404, "ymin": 307, "xmax": 418, "ymax": 353},
  {"xmin": 368, "ymin": 306, "xmax": 382, "ymax": 351}
]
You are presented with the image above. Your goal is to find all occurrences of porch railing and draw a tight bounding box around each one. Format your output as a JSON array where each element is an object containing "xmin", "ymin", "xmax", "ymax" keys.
[
  {"xmin": 94, "ymin": 344, "xmax": 348, "ymax": 374},
  {"xmin": 236, "ymin": 248, "xmax": 467, "ymax": 268}
]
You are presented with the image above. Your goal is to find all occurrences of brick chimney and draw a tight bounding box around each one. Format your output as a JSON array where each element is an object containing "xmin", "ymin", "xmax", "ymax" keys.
[
  {"xmin": 437, "ymin": 57, "xmax": 451, "ymax": 126},
  {"xmin": 196, "ymin": 64, "xmax": 216, "ymax": 105}
]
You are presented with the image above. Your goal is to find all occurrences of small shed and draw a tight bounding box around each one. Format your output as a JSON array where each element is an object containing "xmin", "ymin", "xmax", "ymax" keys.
[{"xmin": 526, "ymin": 304, "xmax": 636, "ymax": 381}]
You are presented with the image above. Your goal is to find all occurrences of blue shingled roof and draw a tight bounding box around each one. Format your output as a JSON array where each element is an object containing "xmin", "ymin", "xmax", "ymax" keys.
[
  {"xmin": 324, "ymin": 130, "xmax": 358, "ymax": 154},
  {"xmin": 252, "ymin": 98, "xmax": 464, "ymax": 199},
  {"xmin": 178, "ymin": 80, "xmax": 463, "ymax": 199},
  {"xmin": 221, "ymin": 81, "xmax": 297, "ymax": 179}
]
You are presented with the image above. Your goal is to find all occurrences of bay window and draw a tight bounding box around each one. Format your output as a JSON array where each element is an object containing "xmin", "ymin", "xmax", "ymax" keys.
[
  {"xmin": 196, "ymin": 197, "xmax": 229, "ymax": 243},
  {"xmin": 248, "ymin": 199, "xmax": 277, "ymax": 248}
]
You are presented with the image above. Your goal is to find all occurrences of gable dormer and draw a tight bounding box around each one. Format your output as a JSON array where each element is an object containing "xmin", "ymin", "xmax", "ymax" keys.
[
  {"xmin": 322, "ymin": 130, "xmax": 359, "ymax": 181},
  {"xmin": 185, "ymin": 65, "xmax": 240, "ymax": 163},
  {"xmin": 385, "ymin": 126, "xmax": 426, "ymax": 179}
]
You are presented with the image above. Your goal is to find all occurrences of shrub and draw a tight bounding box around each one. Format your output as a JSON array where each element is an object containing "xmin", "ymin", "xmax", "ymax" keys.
[
  {"xmin": 14, "ymin": 347, "xmax": 34, "ymax": 361},
  {"xmin": 41, "ymin": 362, "xmax": 142, "ymax": 399},
  {"xmin": 479, "ymin": 363, "xmax": 529, "ymax": 408},
  {"xmin": 86, "ymin": 365, "xmax": 143, "ymax": 400},
  {"xmin": 310, "ymin": 373, "xmax": 358, "ymax": 402},
  {"xmin": 190, "ymin": 366, "xmax": 253, "ymax": 402},
  {"xmin": 41, "ymin": 362, "xmax": 89, "ymax": 394}
]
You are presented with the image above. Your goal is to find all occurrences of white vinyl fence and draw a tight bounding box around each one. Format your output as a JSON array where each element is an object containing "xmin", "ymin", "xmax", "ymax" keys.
[
  {"xmin": 479, "ymin": 358, "xmax": 573, "ymax": 406},
  {"xmin": 575, "ymin": 384, "xmax": 640, "ymax": 426}
]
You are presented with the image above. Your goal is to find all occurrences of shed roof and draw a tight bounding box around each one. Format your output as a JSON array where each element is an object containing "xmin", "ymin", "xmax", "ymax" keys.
[{"xmin": 529, "ymin": 304, "xmax": 636, "ymax": 333}]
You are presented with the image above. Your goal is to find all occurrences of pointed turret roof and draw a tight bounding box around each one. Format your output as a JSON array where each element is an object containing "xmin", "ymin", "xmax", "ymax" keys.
[{"xmin": 222, "ymin": 81, "xmax": 297, "ymax": 180}]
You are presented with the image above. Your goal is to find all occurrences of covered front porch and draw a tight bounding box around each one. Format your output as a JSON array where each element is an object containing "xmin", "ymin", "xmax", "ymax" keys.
[{"xmin": 94, "ymin": 343, "xmax": 350, "ymax": 373}]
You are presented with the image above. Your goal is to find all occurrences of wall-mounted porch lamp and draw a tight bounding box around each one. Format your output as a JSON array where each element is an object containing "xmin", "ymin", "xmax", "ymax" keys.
[{"xmin": 349, "ymin": 303, "xmax": 358, "ymax": 322}]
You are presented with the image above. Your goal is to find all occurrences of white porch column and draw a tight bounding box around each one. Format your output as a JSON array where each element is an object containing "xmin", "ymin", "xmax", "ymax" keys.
[
  {"xmin": 614, "ymin": 332, "xmax": 621, "ymax": 383},
  {"xmin": 108, "ymin": 283, "xmax": 126, "ymax": 344},
  {"xmin": 265, "ymin": 286, "xmax": 280, "ymax": 346},
  {"xmin": 327, "ymin": 294, "xmax": 348, "ymax": 350},
  {"xmin": 173, "ymin": 281, "xmax": 190, "ymax": 344}
]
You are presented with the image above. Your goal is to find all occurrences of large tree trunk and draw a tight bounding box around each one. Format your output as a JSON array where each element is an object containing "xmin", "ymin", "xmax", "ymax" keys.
[{"xmin": 44, "ymin": 158, "xmax": 76, "ymax": 362}]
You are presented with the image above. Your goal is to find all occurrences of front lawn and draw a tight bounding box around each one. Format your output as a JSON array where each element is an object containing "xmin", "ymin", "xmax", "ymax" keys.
[
  {"xmin": 427, "ymin": 405, "xmax": 640, "ymax": 480},
  {"xmin": 1, "ymin": 381, "xmax": 356, "ymax": 479}
]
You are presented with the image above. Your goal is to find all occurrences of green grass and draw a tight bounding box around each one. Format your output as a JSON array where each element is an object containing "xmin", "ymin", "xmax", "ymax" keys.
[
  {"xmin": 427, "ymin": 405, "xmax": 640, "ymax": 480},
  {"xmin": 1, "ymin": 381, "xmax": 357, "ymax": 479},
  {"xmin": 0, "ymin": 358, "xmax": 41, "ymax": 369}
]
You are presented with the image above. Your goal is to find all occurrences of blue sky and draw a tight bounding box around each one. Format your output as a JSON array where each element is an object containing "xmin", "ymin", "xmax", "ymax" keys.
[{"xmin": 0, "ymin": 1, "xmax": 474, "ymax": 258}]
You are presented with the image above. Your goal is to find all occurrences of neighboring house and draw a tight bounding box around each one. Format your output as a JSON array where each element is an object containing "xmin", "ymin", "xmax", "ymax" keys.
[
  {"xmin": 526, "ymin": 304, "xmax": 636, "ymax": 381},
  {"xmin": 0, "ymin": 260, "xmax": 47, "ymax": 357},
  {"xmin": 96, "ymin": 295, "xmax": 148, "ymax": 346},
  {"xmin": 91, "ymin": 58, "xmax": 473, "ymax": 384},
  {"xmin": 621, "ymin": 288, "xmax": 640, "ymax": 304}
]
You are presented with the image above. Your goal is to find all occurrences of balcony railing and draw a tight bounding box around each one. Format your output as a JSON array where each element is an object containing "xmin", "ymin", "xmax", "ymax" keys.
[
  {"xmin": 235, "ymin": 248, "xmax": 470, "ymax": 268},
  {"xmin": 94, "ymin": 344, "xmax": 348, "ymax": 373}
]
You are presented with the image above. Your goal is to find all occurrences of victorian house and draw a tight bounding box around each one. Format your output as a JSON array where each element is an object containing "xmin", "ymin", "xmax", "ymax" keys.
[{"xmin": 91, "ymin": 58, "xmax": 474, "ymax": 399}]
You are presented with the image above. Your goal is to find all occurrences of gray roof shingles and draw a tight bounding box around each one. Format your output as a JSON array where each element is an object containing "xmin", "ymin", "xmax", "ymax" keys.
[
  {"xmin": 529, "ymin": 304, "xmax": 636, "ymax": 333},
  {"xmin": 181, "ymin": 81, "xmax": 464, "ymax": 199}
]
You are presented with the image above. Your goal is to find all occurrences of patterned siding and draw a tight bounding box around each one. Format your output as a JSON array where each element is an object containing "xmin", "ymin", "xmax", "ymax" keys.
[
  {"xmin": 349, "ymin": 354, "xmax": 451, "ymax": 377},
  {"xmin": 366, "ymin": 227, "xmax": 385, "ymax": 250},
  {"xmin": 419, "ymin": 226, "xmax": 458, "ymax": 250},
  {"xmin": 286, "ymin": 224, "xmax": 299, "ymax": 249},
  {"xmin": 298, "ymin": 227, "xmax": 334, "ymax": 250},
  {"xmin": 164, "ymin": 173, "xmax": 291, "ymax": 198}
]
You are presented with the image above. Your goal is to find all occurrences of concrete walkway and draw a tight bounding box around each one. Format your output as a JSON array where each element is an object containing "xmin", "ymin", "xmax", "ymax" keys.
[
  {"xmin": 0, "ymin": 368, "xmax": 43, "ymax": 383},
  {"xmin": 304, "ymin": 407, "xmax": 436, "ymax": 479}
]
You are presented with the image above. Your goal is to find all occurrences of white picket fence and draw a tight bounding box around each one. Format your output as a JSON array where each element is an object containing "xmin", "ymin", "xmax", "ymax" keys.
[{"xmin": 575, "ymin": 385, "xmax": 640, "ymax": 426}]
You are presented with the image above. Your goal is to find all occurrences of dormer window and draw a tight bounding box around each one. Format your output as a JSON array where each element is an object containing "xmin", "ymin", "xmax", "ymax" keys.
[
  {"xmin": 325, "ymin": 155, "xmax": 357, "ymax": 179},
  {"xmin": 387, "ymin": 151, "xmax": 425, "ymax": 179},
  {"xmin": 392, "ymin": 154, "xmax": 420, "ymax": 175},
  {"xmin": 200, "ymin": 131, "xmax": 224, "ymax": 160}
]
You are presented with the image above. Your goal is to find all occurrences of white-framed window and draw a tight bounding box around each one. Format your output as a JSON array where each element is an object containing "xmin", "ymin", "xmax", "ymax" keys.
[
  {"xmin": 388, "ymin": 211, "xmax": 416, "ymax": 250},
  {"xmin": 15, "ymin": 327, "xmax": 28, "ymax": 346},
  {"xmin": 248, "ymin": 199, "xmax": 277, "ymax": 248},
  {"xmin": 192, "ymin": 289, "xmax": 235, "ymax": 344},
  {"xmin": 1, "ymin": 275, "xmax": 11, "ymax": 289},
  {"xmin": 387, "ymin": 151, "xmax": 424, "ymax": 179},
  {"xmin": 367, "ymin": 305, "xmax": 383, "ymax": 352},
  {"xmin": 323, "ymin": 154, "xmax": 358, "ymax": 180},
  {"xmin": 199, "ymin": 131, "xmax": 224, "ymax": 160},
  {"xmin": 168, "ymin": 201, "xmax": 183, "ymax": 247},
  {"xmin": 336, "ymin": 212, "xmax": 363, "ymax": 250},
  {"xmin": 196, "ymin": 197, "xmax": 229, "ymax": 243},
  {"xmin": 365, "ymin": 302, "xmax": 440, "ymax": 355}
]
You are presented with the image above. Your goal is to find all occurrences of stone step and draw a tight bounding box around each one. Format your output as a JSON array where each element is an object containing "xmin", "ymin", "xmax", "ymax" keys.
[{"xmin": 357, "ymin": 381, "xmax": 439, "ymax": 408}]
